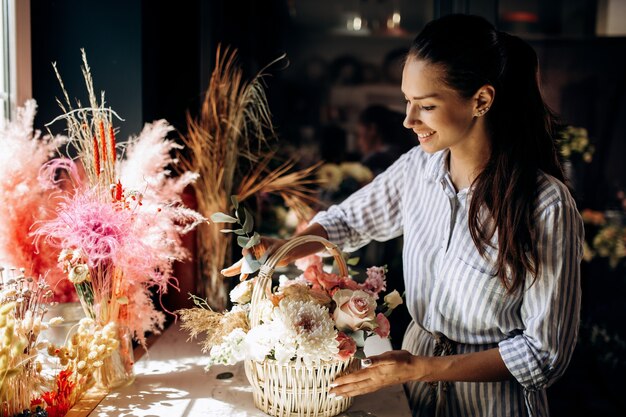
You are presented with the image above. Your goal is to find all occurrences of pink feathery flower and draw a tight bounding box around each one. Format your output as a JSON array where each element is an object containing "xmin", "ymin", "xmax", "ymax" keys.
[
  {"xmin": 34, "ymin": 192, "xmax": 134, "ymax": 267},
  {"xmin": 0, "ymin": 100, "xmax": 72, "ymax": 301}
]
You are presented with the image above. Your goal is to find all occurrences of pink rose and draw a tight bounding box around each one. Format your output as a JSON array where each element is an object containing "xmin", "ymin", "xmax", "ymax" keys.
[
  {"xmin": 374, "ymin": 313, "xmax": 390, "ymax": 338},
  {"xmin": 332, "ymin": 289, "xmax": 377, "ymax": 332},
  {"xmin": 336, "ymin": 332, "xmax": 357, "ymax": 360}
]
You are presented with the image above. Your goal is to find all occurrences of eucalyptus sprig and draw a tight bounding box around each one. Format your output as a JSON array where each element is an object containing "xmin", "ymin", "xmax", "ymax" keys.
[{"xmin": 210, "ymin": 196, "xmax": 263, "ymax": 276}]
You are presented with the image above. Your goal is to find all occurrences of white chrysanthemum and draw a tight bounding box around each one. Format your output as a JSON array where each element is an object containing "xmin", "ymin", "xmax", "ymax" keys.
[{"xmin": 273, "ymin": 300, "xmax": 338, "ymax": 366}]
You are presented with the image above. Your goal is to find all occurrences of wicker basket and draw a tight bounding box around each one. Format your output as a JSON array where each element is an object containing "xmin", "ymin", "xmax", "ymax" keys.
[{"xmin": 244, "ymin": 235, "xmax": 361, "ymax": 417}]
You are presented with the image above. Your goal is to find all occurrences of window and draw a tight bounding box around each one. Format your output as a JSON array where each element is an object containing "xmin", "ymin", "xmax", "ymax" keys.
[
  {"xmin": 0, "ymin": 0, "xmax": 31, "ymax": 122},
  {"xmin": 0, "ymin": 0, "xmax": 9, "ymax": 121}
]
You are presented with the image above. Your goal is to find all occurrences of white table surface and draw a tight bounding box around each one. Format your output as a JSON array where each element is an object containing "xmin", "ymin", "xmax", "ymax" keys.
[{"xmin": 90, "ymin": 323, "xmax": 412, "ymax": 417}]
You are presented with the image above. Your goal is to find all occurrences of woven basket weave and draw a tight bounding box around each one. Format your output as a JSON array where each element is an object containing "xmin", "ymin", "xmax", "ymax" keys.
[{"xmin": 244, "ymin": 235, "xmax": 360, "ymax": 417}]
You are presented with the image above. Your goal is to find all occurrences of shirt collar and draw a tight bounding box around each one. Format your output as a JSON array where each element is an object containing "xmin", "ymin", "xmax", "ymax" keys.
[{"xmin": 424, "ymin": 149, "xmax": 449, "ymax": 182}]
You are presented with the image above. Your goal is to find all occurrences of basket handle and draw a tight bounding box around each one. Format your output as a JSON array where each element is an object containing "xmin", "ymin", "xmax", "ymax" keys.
[{"xmin": 249, "ymin": 235, "xmax": 348, "ymax": 327}]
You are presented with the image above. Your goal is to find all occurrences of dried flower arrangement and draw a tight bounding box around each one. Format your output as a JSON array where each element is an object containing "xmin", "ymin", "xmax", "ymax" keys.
[
  {"xmin": 178, "ymin": 46, "xmax": 321, "ymax": 310},
  {"xmin": 0, "ymin": 268, "xmax": 56, "ymax": 417},
  {"xmin": 37, "ymin": 318, "xmax": 121, "ymax": 417},
  {"xmin": 32, "ymin": 50, "xmax": 204, "ymax": 352},
  {"xmin": 0, "ymin": 101, "xmax": 73, "ymax": 302}
]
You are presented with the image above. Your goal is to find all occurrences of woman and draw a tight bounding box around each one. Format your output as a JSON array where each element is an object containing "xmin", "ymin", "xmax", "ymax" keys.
[{"xmin": 225, "ymin": 14, "xmax": 583, "ymax": 417}]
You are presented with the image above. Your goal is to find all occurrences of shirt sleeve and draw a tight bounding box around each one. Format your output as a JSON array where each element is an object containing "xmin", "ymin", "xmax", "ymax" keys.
[
  {"xmin": 311, "ymin": 151, "xmax": 410, "ymax": 252},
  {"xmin": 498, "ymin": 197, "xmax": 583, "ymax": 391}
]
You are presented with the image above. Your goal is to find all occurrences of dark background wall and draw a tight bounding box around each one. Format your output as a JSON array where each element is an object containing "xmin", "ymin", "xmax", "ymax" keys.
[{"xmin": 31, "ymin": 0, "xmax": 142, "ymax": 142}]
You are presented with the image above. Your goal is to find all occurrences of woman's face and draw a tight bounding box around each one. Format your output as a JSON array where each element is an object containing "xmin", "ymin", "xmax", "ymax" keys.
[{"xmin": 401, "ymin": 57, "xmax": 481, "ymax": 154}]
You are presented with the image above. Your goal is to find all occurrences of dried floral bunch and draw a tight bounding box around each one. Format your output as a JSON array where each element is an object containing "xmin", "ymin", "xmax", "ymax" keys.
[
  {"xmin": 557, "ymin": 125, "xmax": 594, "ymax": 162},
  {"xmin": 317, "ymin": 162, "xmax": 373, "ymax": 193},
  {"xmin": 581, "ymin": 207, "xmax": 626, "ymax": 268},
  {"xmin": 36, "ymin": 318, "xmax": 120, "ymax": 417},
  {"xmin": 0, "ymin": 100, "xmax": 72, "ymax": 302},
  {"xmin": 0, "ymin": 268, "xmax": 57, "ymax": 417},
  {"xmin": 181, "ymin": 256, "xmax": 402, "ymax": 369},
  {"xmin": 179, "ymin": 46, "xmax": 320, "ymax": 309},
  {"xmin": 33, "ymin": 50, "xmax": 204, "ymax": 347}
]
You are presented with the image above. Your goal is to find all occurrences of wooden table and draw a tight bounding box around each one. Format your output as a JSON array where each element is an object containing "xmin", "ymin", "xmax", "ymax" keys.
[{"xmin": 78, "ymin": 323, "xmax": 412, "ymax": 417}]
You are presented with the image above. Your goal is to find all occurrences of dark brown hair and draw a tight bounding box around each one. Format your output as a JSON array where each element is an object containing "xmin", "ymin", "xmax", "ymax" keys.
[{"xmin": 409, "ymin": 14, "xmax": 564, "ymax": 293}]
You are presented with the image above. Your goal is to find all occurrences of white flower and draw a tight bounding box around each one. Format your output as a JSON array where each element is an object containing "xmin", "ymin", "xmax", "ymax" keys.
[
  {"xmin": 384, "ymin": 290, "xmax": 403, "ymax": 309},
  {"xmin": 284, "ymin": 209, "xmax": 299, "ymax": 230},
  {"xmin": 71, "ymin": 248, "xmax": 84, "ymax": 263},
  {"xmin": 69, "ymin": 264, "xmax": 90, "ymax": 284},
  {"xmin": 244, "ymin": 323, "xmax": 279, "ymax": 362},
  {"xmin": 256, "ymin": 300, "xmax": 274, "ymax": 324},
  {"xmin": 317, "ymin": 164, "xmax": 343, "ymax": 191},
  {"xmin": 48, "ymin": 316, "xmax": 64, "ymax": 326},
  {"xmin": 229, "ymin": 280, "xmax": 254, "ymax": 304},
  {"xmin": 207, "ymin": 328, "xmax": 248, "ymax": 368},
  {"xmin": 339, "ymin": 162, "xmax": 373, "ymax": 184},
  {"xmin": 273, "ymin": 300, "xmax": 338, "ymax": 366},
  {"xmin": 57, "ymin": 248, "xmax": 71, "ymax": 263}
]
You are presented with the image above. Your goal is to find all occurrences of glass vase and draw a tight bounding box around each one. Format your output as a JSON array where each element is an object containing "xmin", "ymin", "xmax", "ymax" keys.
[{"xmin": 95, "ymin": 325, "xmax": 135, "ymax": 390}]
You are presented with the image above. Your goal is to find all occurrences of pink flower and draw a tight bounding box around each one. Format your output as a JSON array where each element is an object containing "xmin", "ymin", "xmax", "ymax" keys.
[
  {"xmin": 361, "ymin": 266, "xmax": 387, "ymax": 298},
  {"xmin": 303, "ymin": 264, "xmax": 343, "ymax": 291},
  {"xmin": 336, "ymin": 332, "xmax": 357, "ymax": 360},
  {"xmin": 295, "ymin": 254, "xmax": 322, "ymax": 272},
  {"xmin": 332, "ymin": 289, "xmax": 377, "ymax": 332},
  {"xmin": 374, "ymin": 313, "xmax": 390, "ymax": 338}
]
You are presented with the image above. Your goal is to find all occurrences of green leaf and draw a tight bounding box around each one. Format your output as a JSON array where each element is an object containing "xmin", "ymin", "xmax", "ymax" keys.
[
  {"xmin": 242, "ymin": 207, "xmax": 254, "ymax": 234},
  {"xmin": 237, "ymin": 236, "xmax": 250, "ymax": 248},
  {"xmin": 236, "ymin": 206, "xmax": 248, "ymax": 223},
  {"xmin": 347, "ymin": 257, "xmax": 360, "ymax": 266},
  {"xmin": 231, "ymin": 195, "xmax": 239, "ymax": 210},
  {"xmin": 210, "ymin": 212, "xmax": 238, "ymax": 223},
  {"xmin": 234, "ymin": 228, "xmax": 246, "ymax": 236},
  {"xmin": 241, "ymin": 254, "xmax": 262, "ymax": 274},
  {"xmin": 245, "ymin": 232, "xmax": 261, "ymax": 249},
  {"xmin": 350, "ymin": 330, "xmax": 366, "ymax": 348}
]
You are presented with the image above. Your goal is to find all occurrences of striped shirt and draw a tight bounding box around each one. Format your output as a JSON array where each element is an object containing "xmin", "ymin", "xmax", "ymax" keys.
[{"xmin": 312, "ymin": 146, "xmax": 583, "ymax": 417}]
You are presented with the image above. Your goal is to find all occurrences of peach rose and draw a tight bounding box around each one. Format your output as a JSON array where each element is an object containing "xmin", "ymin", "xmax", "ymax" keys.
[
  {"xmin": 336, "ymin": 332, "xmax": 357, "ymax": 360},
  {"xmin": 332, "ymin": 289, "xmax": 377, "ymax": 332}
]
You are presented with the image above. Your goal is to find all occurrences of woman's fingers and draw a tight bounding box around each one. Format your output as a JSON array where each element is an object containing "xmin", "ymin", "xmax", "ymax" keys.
[
  {"xmin": 329, "ymin": 351, "xmax": 419, "ymax": 398},
  {"xmin": 221, "ymin": 258, "xmax": 243, "ymax": 277},
  {"xmin": 220, "ymin": 237, "xmax": 288, "ymax": 279}
]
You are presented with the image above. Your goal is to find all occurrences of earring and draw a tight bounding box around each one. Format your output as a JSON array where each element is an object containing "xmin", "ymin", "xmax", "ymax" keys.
[{"xmin": 474, "ymin": 106, "xmax": 490, "ymax": 117}]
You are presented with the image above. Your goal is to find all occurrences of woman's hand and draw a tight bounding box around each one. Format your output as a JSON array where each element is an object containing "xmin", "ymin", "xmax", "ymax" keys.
[
  {"xmin": 330, "ymin": 350, "xmax": 428, "ymax": 398},
  {"xmin": 221, "ymin": 236, "xmax": 288, "ymax": 280},
  {"xmin": 330, "ymin": 347, "xmax": 512, "ymax": 399},
  {"xmin": 221, "ymin": 223, "xmax": 331, "ymax": 280}
]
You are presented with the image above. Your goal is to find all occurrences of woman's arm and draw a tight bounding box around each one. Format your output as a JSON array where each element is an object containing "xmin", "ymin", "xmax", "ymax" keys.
[{"xmin": 330, "ymin": 348, "xmax": 511, "ymax": 397}]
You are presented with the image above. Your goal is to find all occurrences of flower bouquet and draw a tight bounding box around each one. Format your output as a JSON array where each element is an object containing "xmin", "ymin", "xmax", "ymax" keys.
[
  {"xmin": 180, "ymin": 212, "xmax": 402, "ymax": 417},
  {"xmin": 0, "ymin": 269, "xmax": 55, "ymax": 417},
  {"xmin": 32, "ymin": 50, "xmax": 204, "ymax": 391}
]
